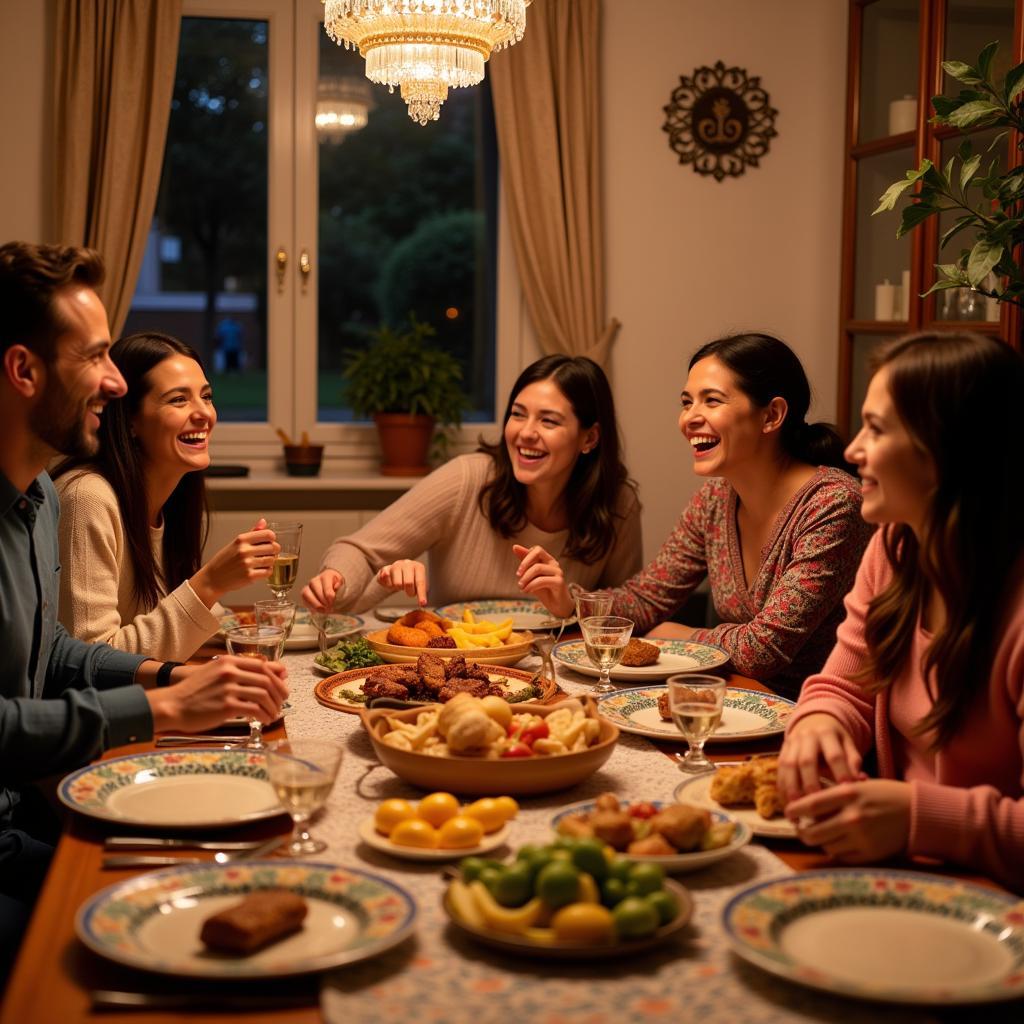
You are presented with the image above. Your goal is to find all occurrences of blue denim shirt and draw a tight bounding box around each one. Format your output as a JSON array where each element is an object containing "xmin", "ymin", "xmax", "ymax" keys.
[{"xmin": 0, "ymin": 470, "xmax": 152, "ymax": 823}]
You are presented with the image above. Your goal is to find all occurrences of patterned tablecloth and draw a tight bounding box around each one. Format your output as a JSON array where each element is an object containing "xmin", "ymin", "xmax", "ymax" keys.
[{"xmin": 280, "ymin": 625, "xmax": 932, "ymax": 1024}]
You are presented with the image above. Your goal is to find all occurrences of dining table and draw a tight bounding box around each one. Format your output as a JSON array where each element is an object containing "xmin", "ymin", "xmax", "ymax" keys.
[{"xmin": 1, "ymin": 612, "xmax": 1019, "ymax": 1024}]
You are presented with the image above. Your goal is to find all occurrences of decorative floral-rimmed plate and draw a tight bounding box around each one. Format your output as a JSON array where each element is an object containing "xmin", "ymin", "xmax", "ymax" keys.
[
  {"xmin": 596, "ymin": 686, "xmax": 795, "ymax": 743},
  {"xmin": 442, "ymin": 876, "xmax": 693, "ymax": 959},
  {"xmin": 357, "ymin": 818, "xmax": 512, "ymax": 862},
  {"xmin": 552, "ymin": 638, "xmax": 728, "ymax": 680},
  {"xmin": 434, "ymin": 599, "xmax": 573, "ymax": 632},
  {"xmin": 217, "ymin": 610, "xmax": 363, "ymax": 651},
  {"xmin": 549, "ymin": 799, "xmax": 750, "ymax": 873},
  {"xmin": 77, "ymin": 861, "xmax": 417, "ymax": 979},
  {"xmin": 673, "ymin": 764, "xmax": 796, "ymax": 839},
  {"xmin": 314, "ymin": 664, "xmax": 557, "ymax": 714},
  {"xmin": 723, "ymin": 869, "xmax": 1024, "ymax": 1004},
  {"xmin": 58, "ymin": 749, "xmax": 282, "ymax": 829}
]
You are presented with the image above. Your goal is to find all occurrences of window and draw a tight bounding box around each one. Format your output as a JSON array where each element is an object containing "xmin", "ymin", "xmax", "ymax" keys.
[{"xmin": 126, "ymin": 0, "xmax": 510, "ymax": 463}]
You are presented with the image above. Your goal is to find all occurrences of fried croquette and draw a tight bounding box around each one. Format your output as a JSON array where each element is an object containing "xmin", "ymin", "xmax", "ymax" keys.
[
  {"xmin": 386, "ymin": 623, "xmax": 431, "ymax": 647},
  {"xmin": 620, "ymin": 638, "xmax": 660, "ymax": 667}
]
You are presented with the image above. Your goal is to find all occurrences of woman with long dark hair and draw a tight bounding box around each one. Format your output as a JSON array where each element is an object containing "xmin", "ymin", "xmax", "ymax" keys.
[
  {"xmin": 534, "ymin": 333, "xmax": 873, "ymax": 698},
  {"xmin": 778, "ymin": 332, "xmax": 1024, "ymax": 889},
  {"xmin": 53, "ymin": 332, "xmax": 279, "ymax": 661},
  {"xmin": 302, "ymin": 354, "xmax": 642, "ymax": 613}
]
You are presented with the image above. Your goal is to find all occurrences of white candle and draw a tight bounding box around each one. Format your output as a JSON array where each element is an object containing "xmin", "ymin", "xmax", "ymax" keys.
[
  {"xmin": 889, "ymin": 96, "xmax": 917, "ymax": 135},
  {"xmin": 875, "ymin": 279, "xmax": 896, "ymax": 321}
]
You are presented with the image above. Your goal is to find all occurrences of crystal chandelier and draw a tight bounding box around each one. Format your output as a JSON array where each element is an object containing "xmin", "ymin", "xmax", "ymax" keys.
[
  {"xmin": 321, "ymin": 0, "xmax": 530, "ymax": 126},
  {"xmin": 316, "ymin": 75, "xmax": 374, "ymax": 142}
]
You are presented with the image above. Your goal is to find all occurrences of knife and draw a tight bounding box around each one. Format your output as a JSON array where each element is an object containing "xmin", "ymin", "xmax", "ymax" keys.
[
  {"xmin": 90, "ymin": 989, "xmax": 315, "ymax": 1011},
  {"xmin": 102, "ymin": 835, "xmax": 286, "ymax": 869},
  {"xmin": 104, "ymin": 837, "xmax": 269, "ymax": 851},
  {"xmin": 154, "ymin": 735, "xmax": 242, "ymax": 746}
]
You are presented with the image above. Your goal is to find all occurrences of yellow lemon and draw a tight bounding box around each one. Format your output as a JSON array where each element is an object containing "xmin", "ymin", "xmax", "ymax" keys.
[
  {"xmin": 373, "ymin": 798, "xmax": 417, "ymax": 836},
  {"xmin": 493, "ymin": 795, "xmax": 519, "ymax": 822},
  {"xmin": 389, "ymin": 818, "xmax": 440, "ymax": 849},
  {"xmin": 437, "ymin": 815, "xmax": 486, "ymax": 849},
  {"xmin": 463, "ymin": 798, "xmax": 507, "ymax": 833},
  {"xmin": 550, "ymin": 902, "xmax": 615, "ymax": 943},
  {"xmin": 417, "ymin": 791, "xmax": 460, "ymax": 827}
]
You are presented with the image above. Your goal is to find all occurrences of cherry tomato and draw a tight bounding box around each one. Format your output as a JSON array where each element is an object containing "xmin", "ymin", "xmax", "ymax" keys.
[
  {"xmin": 500, "ymin": 742, "xmax": 533, "ymax": 758},
  {"xmin": 519, "ymin": 722, "xmax": 550, "ymax": 747},
  {"xmin": 628, "ymin": 801, "xmax": 659, "ymax": 820}
]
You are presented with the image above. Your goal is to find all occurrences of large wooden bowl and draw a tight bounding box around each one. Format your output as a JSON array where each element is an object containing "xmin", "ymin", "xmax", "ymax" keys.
[
  {"xmin": 365, "ymin": 628, "xmax": 534, "ymax": 667},
  {"xmin": 359, "ymin": 698, "xmax": 620, "ymax": 796}
]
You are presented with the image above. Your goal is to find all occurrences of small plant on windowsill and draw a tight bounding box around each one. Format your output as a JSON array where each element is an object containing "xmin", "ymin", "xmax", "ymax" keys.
[
  {"xmin": 342, "ymin": 317, "xmax": 469, "ymax": 477},
  {"xmin": 875, "ymin": 41, "xmax": 1024, "ymax": 311}
]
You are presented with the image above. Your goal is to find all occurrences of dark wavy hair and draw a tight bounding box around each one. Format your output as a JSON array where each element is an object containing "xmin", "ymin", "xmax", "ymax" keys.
[
  {"xmin": 689, "ymin": 332, "xmax": 852, "ymax": 471},
  {"xmin": 858, "ymin": 331, "xmax": 1024, "ymax": 748},
  {"xmin": 53, "ymin": 332, "xmax": 209, "ymax": 610},
  {"xmin": 477, "ymin": 355, "xmax": 636, "ymax": 564}
]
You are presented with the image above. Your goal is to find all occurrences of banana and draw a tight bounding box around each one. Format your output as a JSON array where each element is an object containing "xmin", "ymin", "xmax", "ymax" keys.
[
  {"xmin": 448, "ymin": 880, "xmax": 486, "ymax": 929},
  {"xmin": 469, "ymin": 881, "xmax": 544, "ymax": 934},
  {"xmin": 577, "ymin": 872, "xmax": 600, "ymax": 904},
  {"xmin": 523, "ymin": 926, "xmax": 556, "ymax": 944}
]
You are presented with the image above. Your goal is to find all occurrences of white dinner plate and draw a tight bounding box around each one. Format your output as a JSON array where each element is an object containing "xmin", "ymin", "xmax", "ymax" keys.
[
  {"xmin": 549, "ymin": 799, "xmax": 750, "ymax": 873},
  {"xmin": 434, "ymin": 598, "xmax": 571, "ymax": 632},
  {"xmin": 217, "ymin": 610, "xmax": 363, "ymax": 651},
  {"xmin": 77, "ymin": 861, "xmax": 417, "ymax": 979},
  {"xmin": 673, "ymin": 764, "xmax": 796, "ymax": 838},
  {"xmin": 357, "ymin": 818, "xmax": 512, "ymax": 861},
  {"xmin": 723, "ymin": 869, "xmax": 1024, "ymax": 1004},
  {"xmin": 551, "ymin": 638, "xmax": 728, "ymax": 680},
  {"xmin": 59, "ymin": 749, "xmax": 282, "ymax": 829},
  {"xmin": 596, "ymin": 686, "xmax": 795, "ymax": 743}
]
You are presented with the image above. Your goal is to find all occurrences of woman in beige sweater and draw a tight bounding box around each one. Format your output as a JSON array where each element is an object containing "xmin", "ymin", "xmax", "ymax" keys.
[
  {"xmin": 303, "ymin": 355, "xmax": 642, "ymax": 614},
  {"xmin": 53, "ymin": 332, "xmax": 279, "ymax": 661}
]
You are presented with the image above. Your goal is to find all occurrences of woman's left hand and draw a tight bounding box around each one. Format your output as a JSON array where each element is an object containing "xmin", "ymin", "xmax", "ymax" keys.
[
  {"xmin": 786, "ymin": 779, "xmax": 912, "ymax": 864},
  {"xmin": 512, "ymin": 544, "xmax": 574, "ymax": 618}
]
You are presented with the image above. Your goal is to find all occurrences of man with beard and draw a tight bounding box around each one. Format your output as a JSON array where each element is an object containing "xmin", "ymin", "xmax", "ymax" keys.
[{"xmin": 0, "ymin": 241, "xmax": 289, "ymax": 982}]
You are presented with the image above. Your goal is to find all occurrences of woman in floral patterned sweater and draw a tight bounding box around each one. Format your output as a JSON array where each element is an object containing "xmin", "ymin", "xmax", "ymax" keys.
[{"xmin": 528, "ymin": 334, "xmax": 873, "ymax": 698}]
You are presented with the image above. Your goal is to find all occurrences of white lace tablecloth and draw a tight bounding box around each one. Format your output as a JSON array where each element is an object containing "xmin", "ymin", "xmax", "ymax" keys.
[{"xmin": 280, "ymin": 630, "xmax": 932, "ymax": 1024}]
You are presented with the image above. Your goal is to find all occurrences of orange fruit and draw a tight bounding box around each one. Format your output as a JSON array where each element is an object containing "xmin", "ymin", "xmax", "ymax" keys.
[
  {"xmin": 389, "ymin": 818, "xmax": 440, "ymax": 849},
  {"xmin": 437, "ymin": 815, "xmax": 486, "ymax": 849},
  {"xmin": 417, "ymin": 791, "xmax": 460, "ymax": 827},
  {"xmin": 551, "ymin": 902, "xmax": 614, "ymax": 943},
  {"xmin": 493, "ymin": 796, "xmax": 519, "ymax": 822},
  {"xmin": 463, "ymin": 797, "xmax": 506, "ymax": 833},
  {"xmin": 373, "ymin": 798, "xmax": 417, "ymax": 836}
]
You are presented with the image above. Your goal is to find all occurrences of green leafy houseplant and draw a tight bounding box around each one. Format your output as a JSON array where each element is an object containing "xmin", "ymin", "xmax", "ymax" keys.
[{"xmin": 875, "ymin": 41, "xmax": 1024, "ymax": 308}]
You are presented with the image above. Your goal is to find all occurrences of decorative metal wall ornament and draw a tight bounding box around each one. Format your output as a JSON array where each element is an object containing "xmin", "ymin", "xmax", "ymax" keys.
[{"xmin": 663, "ymin": 61, "xmax": 778, "ymax": 182}]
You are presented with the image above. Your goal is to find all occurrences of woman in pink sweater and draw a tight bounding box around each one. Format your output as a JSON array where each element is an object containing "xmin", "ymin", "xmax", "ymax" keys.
[{"xmin": 779, "ymin": 331, "xmax": 1024, "ymax": 890}]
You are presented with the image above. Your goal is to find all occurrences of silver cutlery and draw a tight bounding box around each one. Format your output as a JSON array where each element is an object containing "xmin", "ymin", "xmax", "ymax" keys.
[
  {"xmin": 90, "ymin": 989, "xmax": 314, "ymax": 1011},
  {"xmin": 154, "ymin": 734, "xmax": 242, "ymax": 747},
  {"xmin": 310, "ymin": 610, "xmax": 330, "ymax": 656},
  {"xmin": 104, "ymin": 836, "xmax": 268, "ymax": 852},
  {"xmin": 101, "ymin": 834, "xmax": 286, "ymax": 869}
]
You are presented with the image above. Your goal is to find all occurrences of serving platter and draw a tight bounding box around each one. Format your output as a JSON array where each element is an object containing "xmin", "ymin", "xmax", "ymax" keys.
[
  {"xmin": 314, "ymin": 664, "xmax": 557, "ymax": 714},
  {"xmin": 77, "ymin": 861, "xmax": 417, "ymax": 979},
  {"xmin": 434, "ymin": 598, "xmax": 573, "ymax": 632},
  {"xmin": 673, "ymin": 764, "xmax": 797, "ymax": 839},
  {"xmin": 551, "ymin": 638, "xmax": 728, "ymax": 680},
  {"xmin": 442, "ymin": 877, "xmax": 693, "ymax": 959},
  {"xmin": 723, "ymin": 869, "xmax": 1024, "ymax": 1004},
  {"xmin": 357, "ymin": 818, "xmax": 512, "ymax": 861},
  {"xmin": 549, "ymin": 799, "xmax": 751, "ymax": 873},
  {"xmin": 59, "ymin": 749, "xmax": 282, "ymax": 829},
  {"xmin": 217, "ymin": 610, "xmax": 363, "ymax": 651},
  {"xmin": 596, "ymin": 686, "xmax": 795, "ymax": 743},
  {"xmin": 365, "ymin": 627, "xmax": 534, "ymax": 667}
]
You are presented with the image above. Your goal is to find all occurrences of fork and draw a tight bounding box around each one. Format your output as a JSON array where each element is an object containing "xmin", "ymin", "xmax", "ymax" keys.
[{"xmin": 310, "ymin": 610, "xmax": 330, "ymax": 656}]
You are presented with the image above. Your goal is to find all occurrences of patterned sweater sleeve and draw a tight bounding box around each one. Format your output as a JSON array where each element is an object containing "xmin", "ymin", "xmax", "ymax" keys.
[{"xmin": 689, "ymin": 481, "xmax": 873, "ymax": 681}]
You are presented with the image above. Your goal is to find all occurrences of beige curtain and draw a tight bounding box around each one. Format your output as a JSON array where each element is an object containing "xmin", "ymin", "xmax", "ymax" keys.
[
  {"xmin": 489, "ymin": 0, "xmax": 619, "ymax": 366},
  {"xmin": 53, "ymin": 0, "xmax": 182, "ymax": 336}
]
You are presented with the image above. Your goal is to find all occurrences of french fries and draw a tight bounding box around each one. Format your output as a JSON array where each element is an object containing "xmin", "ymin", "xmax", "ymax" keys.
[{"xmin": 448, "ymin": 610, "xmax": 514, "ymax": 649}]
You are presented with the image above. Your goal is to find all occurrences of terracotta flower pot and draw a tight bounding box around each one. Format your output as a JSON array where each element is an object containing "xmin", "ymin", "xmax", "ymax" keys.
[
  {"xmin": 373, "ymin": 413, "xmax": 435, "ymax": 476},
  {"xmin": 283, "ymin": 444, "xmax": 324, "ymax": 477}
]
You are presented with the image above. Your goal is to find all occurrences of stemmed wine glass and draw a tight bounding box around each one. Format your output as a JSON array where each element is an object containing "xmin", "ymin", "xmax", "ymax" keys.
[
  {"xmin": 265, "ymin": 738, "xmax": 344, "ymax": 856},
  {"xmin": 667, "ymin": 673, "xmax": 727, "ymax": 773},
  {"xmin": 578, "ymin": 615, "xmax": 633, "ymax": 694},
  {"xmin": 254, "ymin": 598, "xmax": 296, "ymax": 657},
  {"xmin": 266, "ymin": 521, "xmax": 303, "ymax": 599},
  {"xmin": 223, "ymin": 624, "xmax": 286, "ymax": 748}
]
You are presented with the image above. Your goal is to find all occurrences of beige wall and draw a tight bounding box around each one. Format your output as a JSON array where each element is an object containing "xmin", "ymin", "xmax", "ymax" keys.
[{"xmin": 604, "ymin": 0, "xmax": 848, "ymax": 558}]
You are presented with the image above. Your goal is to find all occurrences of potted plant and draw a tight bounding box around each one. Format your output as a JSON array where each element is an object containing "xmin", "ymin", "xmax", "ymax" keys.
[
  {"xmin": 875, "ymin": 41, "xmax": 1024, "ymax": 311},
  {"xmin": 342, "ymin": 318, "xmax": 469, "ymax": 476}
]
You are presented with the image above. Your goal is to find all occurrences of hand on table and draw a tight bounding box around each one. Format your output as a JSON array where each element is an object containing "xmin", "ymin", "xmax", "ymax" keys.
[
  {"xmin": 777, "ymin": 712, "xmax": 863, "ymax": 803},
  {"xmin": 377, "ymin": 559, "xmax": 428, "ymax": 607},
  {"xmin": 302, "ymin": 568, "xmax": 344, "ymax": 614},
  {"xmin": 147, "ymin": 655, "xmax": 289, "ymax": 734},
  {"xmin": 512, "ymin": 544, "xmax": 574, "ymax": 618}
]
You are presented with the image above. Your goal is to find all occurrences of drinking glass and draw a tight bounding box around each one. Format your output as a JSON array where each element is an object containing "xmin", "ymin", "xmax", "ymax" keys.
[
  {"xmin": 573, "ymin": 588, "xmax": 613, "ymax": 623},
  {"xmin": 254, "ymin": 598, "xmax": 297, "ymax": 657},
  {"xmin": 266, "ymin": 521, "xmax": 303, "ymax": 598},
  {"xmin": 265, "ymin": 738, "xmax": 344, "ymax": 856},
  {"xmin": 224, "ymin": 624, "xmax": 286, "ymax": 749},
  {"xmin": 667, "ymin": 674, "xmax": 727, "ymax": 774},
  {"xmin": 578, "ymin": 615, "xmax": 633, "ymax": 694}
]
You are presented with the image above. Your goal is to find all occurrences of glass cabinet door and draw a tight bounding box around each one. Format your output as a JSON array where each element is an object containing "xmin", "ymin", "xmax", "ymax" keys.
[
  {"xmin": 859, "ymin": 0, "xmax": 921, "ymax": 143},
  {"xmin": 943, "ymin": 0, "xmax": 1015, "ymax": 79}
]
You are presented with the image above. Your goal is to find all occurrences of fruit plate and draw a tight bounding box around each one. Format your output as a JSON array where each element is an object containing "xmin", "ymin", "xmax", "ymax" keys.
[
  {"xmin": 673, "ymin": 765, "xmax": 797, "ymax": 839},
  {"xmin": 551, "ymin": 638, "xmax": 728, "ymax": 680},
  {"xmin": 365, "ymin": 628, "xmax": 534, "ymax": 667},
  {"xmin": 217, "ymin": 610, "xmax": 363, "ymax": 651},
  {"xmin": 77, "ymin": 861, "xmax": 417, "ymax": 979},
  {"xmin": 723, "ymin": 869, "xmax": 1024, "ymax": 1005},
  {"xmin": 314, "ymin": 664, "xmax": 557, "ymax": 714},
  {"xmin": 442, "ymin": 877, "xmax": 693, "ymax": 960},
  {"xmin": 434, "ymin": 598, "xmax": 574, "ymax": 632},
  {"xmin": 357, "ymin": 818, "xmax": 512, "ymax": 862},
  {"xmin": 596, "ymin": 686, "xmax": 795, "ymax": 743},
  {"xmin": 549, "ymin": 799, "xmax": 751, "ymax": 873}
]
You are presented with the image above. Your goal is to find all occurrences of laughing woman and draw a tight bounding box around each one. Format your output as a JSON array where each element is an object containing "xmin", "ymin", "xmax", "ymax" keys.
[
  {"xmin": 302, "ymin": 354, "xmax": 642, "ymax": 615},
  {"xmin": 53, "ymin": 332, "xmax": 279, "ymax": 661},
  {"xmin": 777, "ymin": 333, "xmax": 1024, "ymax": 889}
]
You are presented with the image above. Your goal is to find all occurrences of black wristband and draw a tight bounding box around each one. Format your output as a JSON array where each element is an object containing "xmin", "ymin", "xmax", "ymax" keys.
[{"xmin": 156, "ymin": 661, "xmax": 183, "ymax": 688}]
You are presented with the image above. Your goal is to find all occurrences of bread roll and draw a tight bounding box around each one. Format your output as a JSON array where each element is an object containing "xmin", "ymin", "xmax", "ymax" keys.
[{"xmin": 200, "ymin": 890, "xmax": 307, "ymax": 954}]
